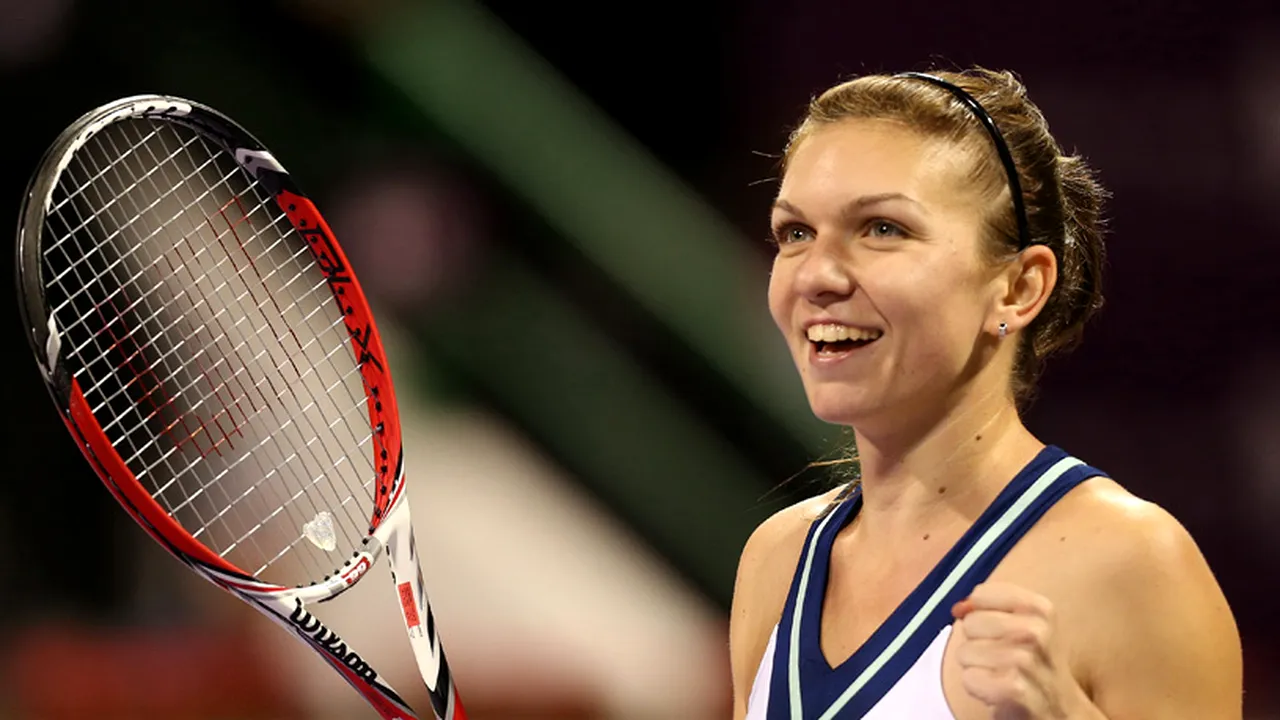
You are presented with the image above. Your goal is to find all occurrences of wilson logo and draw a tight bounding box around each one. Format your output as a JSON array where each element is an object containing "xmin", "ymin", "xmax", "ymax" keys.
[
  {"xmin": 289, "ymin": 599, "xmax": 377, "ymax": 683},
  {"xmin": 341, "ymin": 556, "xmax": 372, "ymax": 586}
]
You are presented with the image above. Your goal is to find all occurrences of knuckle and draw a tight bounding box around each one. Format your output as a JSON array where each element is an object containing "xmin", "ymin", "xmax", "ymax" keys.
[
  {"xmin": 1012, "ymin": 646, "xmax": 1036, "ymax": 671},
  {"xmin": 1007, "ymin": 624, "xmax": 1035, "ymax": 646},
  {"xmin": 1009, "ymin": 671, "xmax": 1032, "ymax": 699},
  {"xmin": 986, "ymin": 666, "xmax": 1021, "ymax": 695},
  {"xmin": 1011, "ymin": 619, "xmax": 1048, "ymax": 647},
  {"xmin": 1037, "ymin": 596, "xmax": 1056, "ymax": 621},
  {"xmin": 1029, "ymin": 619, "xmax": 1051, "ymax": 645}
]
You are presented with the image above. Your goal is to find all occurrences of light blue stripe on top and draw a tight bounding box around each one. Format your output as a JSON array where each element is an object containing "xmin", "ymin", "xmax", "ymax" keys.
[{"xmin": 787, "ymin": 506, "xmax": 843, "ymax": 720}]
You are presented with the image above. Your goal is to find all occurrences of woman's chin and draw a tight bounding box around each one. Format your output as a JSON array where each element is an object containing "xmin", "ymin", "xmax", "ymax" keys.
[
  {"xmin": 812, "ymin": 410, "xmax": 866, "ymax": 427},
  {"xmin": 807, "ymin": 390, "xmax": 877, "ymax": 427}
]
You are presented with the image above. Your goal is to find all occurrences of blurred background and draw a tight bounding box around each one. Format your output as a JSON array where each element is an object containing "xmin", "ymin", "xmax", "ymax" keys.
[{"xmin": 1, "ymin": 0, "xmax": 1278, "ymax": 717}]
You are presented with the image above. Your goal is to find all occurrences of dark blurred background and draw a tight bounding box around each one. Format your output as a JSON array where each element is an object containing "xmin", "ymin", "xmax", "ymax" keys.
[{"xmin": 1, "ymin": 0, "xmax": 1277, "ymax": 717}]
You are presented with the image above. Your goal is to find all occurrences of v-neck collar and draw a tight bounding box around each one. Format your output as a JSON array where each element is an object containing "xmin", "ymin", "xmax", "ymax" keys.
[{"xmin": 791, "ymin": 445, "xmax": 1076, "ymax": 715}]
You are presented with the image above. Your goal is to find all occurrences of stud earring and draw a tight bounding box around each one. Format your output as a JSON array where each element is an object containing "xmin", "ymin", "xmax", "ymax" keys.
[{"xmin": 998, "ymin": 322, "xmax": 1008, "ymax": 338}]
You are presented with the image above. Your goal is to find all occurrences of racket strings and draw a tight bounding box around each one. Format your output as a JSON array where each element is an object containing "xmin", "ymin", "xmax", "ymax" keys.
[
  {"xmin": 118, "ymin": 120, "xmax": 374, "ymax": 573},
  {"xmin": 51, "ymin": 157, "xmax": 243, "ymax": 345},
  {"xmin": 42, "ymin": 136, "xmax": 273, "ymax": 564},
  {"xmin": 71, "ymin": 130, "xmax": 297, "ymax": 572},
  {"xmin": 47, "ymin": 132, "xmax": 293, "ymax": 576},
  {"xmin": 42, "ymin": 117, "xmax": 380, "ymax": 586},
  {"xmin": 156, "ymin": 126, "xmax": 379, "ymax": 560},
  {"xmin": 67, "ymin": 121, "xmax": 372, "ymax": 580},
  {"xmin": 67, "ymin": 198, "xmax": 317, "ymax": 414}
]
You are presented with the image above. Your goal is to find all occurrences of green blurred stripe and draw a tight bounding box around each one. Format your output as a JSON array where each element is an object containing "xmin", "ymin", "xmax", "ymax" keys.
[
  {"xmin": 417, "ymin": 258, "xmax": 776, "ymax": 601},
  {"xmin": 360, "ymin": 0, "xmax": 829, "ymax": 456}
]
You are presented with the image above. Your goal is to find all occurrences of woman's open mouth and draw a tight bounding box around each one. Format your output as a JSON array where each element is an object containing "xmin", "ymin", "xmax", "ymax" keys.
[{"xmin": 807, "ymin": 323, "xmax": 882, "ymax": 357}]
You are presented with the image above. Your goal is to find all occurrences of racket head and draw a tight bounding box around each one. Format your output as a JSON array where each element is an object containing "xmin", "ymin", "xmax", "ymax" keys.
[{"xmin": 16, "ymin": 95, "xmax": 406, "ymax": 593}]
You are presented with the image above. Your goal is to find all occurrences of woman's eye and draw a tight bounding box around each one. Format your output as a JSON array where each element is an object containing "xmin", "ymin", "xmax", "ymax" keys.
[
  {"xmin": 868, "ymin": 220, "xmax": 905, "ymax": 238},
  {"xmin": 772, "ymin": 224, "xmax": 813, "ymax": 245}
]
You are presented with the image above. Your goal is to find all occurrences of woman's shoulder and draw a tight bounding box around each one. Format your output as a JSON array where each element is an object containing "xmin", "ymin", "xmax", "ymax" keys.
[
  {"xmin": 732, "ymin": 485, "xmax": 852, "ymax": 614},
  {"xmin": 729, "ymin": 484, "xmax": 854, "ymax": 713},
  {"xmin": 738, "ymin": 484, "xmax": 852, "ymax": 580},
  {"xmin": 1009, "ymin": 474, "xmax": 1222, "ymax": 602},
  {"xmin": 1033, "ymin": 474, "xmax": 1210, "ymax": 579}
]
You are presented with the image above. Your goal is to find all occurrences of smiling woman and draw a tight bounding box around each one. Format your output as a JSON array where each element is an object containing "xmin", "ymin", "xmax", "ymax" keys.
[
  {"xmin": 769, "ymin": 70, "xmax": 1105, "ymax": 418},
  {"xmin": 732, "ymin": 68, "xmax": 1243, "ymax": 720}
]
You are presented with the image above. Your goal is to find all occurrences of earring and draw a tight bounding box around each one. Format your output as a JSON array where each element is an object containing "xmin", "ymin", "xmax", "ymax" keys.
[{"xmin": 998, "ymin": 322, "xmax": 1008, "ymax": 338}]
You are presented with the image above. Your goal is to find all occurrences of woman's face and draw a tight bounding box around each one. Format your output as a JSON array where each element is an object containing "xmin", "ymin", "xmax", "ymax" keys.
[{"xmin": 768, "ymin": 118, "xmax": 1008, "ymax": 429}]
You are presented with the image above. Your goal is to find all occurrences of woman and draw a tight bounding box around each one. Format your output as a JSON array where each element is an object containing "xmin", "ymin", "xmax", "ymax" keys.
[{"xmin": 731, "ymin": 68, "xmax": 1242, "ymax": 719}]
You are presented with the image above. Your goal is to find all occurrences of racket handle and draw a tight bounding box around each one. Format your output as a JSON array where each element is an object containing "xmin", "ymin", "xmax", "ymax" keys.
[{"xmin": 382, "ymin": 500, "xmax": 467, "ymax": 720}]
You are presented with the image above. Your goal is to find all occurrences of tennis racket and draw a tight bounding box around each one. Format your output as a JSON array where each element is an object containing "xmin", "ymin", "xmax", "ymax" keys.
[{"xmin": 15, "ymin": 95, "xmax": 466, "ymax": 720}]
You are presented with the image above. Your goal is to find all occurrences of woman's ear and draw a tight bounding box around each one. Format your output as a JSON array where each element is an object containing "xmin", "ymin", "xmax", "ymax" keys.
[{"xmin": 989, "ymin": 244, "xmax": 1057, "ymax": 336}]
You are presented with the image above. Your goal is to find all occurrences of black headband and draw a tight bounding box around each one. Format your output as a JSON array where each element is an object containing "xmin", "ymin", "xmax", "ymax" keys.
[{"xmin": 894, "ymin": 72, "xmax": 1031, "ymax": 249}]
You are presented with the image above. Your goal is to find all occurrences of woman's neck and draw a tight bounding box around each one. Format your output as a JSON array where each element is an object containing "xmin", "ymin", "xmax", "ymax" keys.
[{"xmin": 850, "ymin": 384, "xmax": 1043, "ymax": 539}]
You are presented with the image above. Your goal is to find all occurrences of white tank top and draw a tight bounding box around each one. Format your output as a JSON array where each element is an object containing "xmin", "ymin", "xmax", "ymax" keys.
[{"xmin": 746, "ymin": 624, "xmax": 955, "ymax": 719}]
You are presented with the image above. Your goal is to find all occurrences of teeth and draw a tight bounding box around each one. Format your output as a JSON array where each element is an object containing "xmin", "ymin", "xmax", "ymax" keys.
[{"xmin": 806, "ymin": 323, "xmax": 882, "ymax": 343}]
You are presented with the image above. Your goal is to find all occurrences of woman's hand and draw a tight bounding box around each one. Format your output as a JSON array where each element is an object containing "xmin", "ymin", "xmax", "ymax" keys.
[{"xmin": 951, "ymin": 582, "xmax": 1102, "ymax": 720}]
